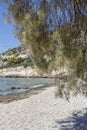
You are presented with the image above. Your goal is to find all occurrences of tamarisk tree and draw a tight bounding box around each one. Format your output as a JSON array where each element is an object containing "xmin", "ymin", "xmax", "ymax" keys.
[{"xmin": 2, "ymin": 0, "xmax": 87, "ymax": 99}]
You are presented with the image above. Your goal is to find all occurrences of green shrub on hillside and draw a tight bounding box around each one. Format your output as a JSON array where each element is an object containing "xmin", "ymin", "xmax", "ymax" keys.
[
  {"xmin": 7, "ymin": 55, "xmax": 19, "ymax": 66},
  {"xmin": 6, "ymin": 55, "xmax": 33, "ymax": 68}
]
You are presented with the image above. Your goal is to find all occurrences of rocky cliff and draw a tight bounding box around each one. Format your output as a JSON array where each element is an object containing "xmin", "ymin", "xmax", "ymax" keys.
[{"xmin": 0, "ymin": 45, "xmax": 37, "ymax": 77}]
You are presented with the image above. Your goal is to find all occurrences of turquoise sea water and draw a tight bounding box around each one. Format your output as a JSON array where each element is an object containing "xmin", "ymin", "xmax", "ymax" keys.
[{"xmin": 0, "ymin": 78, "xmax": 54, "ymax": 95}]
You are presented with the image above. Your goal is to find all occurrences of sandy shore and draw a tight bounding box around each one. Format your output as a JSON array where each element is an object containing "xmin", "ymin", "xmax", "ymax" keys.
[{"xmin": 0, "ymin": 86, "xmax": 87, "ymax": 130}]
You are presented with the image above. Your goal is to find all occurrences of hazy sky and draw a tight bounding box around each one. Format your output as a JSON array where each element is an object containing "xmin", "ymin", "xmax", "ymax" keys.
[{"xmin": 0, "ymin": 6, "xmax": 21, "ymax": 54}]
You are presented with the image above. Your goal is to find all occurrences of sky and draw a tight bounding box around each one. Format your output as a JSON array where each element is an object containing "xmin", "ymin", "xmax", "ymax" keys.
[{"xmin": 0, "ymin": 5, "xmax": 21, "ymax": 54}]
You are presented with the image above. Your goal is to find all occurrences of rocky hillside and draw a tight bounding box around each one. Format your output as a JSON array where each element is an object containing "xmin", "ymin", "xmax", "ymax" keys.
[
  {"xmin": 0, "ymin": 45, "xmax": 66, "ymax": 77},
  {"xmin": 1, "ymin": 45, "xmax": 28, "ymax": 56},
  {"xmin": 0, "ymin": 45, "xmax": 33, "ymax": 69}
]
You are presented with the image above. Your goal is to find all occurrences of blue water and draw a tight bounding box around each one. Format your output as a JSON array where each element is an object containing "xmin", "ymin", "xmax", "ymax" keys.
[{"xmin": 0, "ymin": 78, "xmax": 54, "ymax": 95}]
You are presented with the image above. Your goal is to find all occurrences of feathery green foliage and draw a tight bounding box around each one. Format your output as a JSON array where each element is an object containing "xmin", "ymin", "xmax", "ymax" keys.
[{"xmin": 1, "ymin": 0, "xmax": 87, "ymax": 99}]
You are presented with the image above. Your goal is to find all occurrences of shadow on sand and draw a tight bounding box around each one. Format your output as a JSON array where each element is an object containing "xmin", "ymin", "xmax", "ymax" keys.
[{"xmin": 55, "ymin": 108, "xmax": 87, "ymax": 130}]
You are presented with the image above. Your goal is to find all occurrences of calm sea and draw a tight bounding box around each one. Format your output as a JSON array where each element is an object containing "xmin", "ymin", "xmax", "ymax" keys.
[{"xmin": 0, "ymin": 78, "xmax": 55, "ymax": 95}]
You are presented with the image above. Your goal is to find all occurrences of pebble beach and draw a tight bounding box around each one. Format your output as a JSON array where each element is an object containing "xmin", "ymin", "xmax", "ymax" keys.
[{"xmin": 0, "ymin": 86, "xmax": 87, "ymax": 130}]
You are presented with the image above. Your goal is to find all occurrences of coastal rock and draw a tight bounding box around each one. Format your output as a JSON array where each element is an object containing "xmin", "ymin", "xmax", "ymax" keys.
[
  {"xmin": 0, "ymin": 66, "xmax": 68, "ymax": 78},
  {"xmin": 0, "ymin": 66, "xmax": 40, "ymax": 78}
]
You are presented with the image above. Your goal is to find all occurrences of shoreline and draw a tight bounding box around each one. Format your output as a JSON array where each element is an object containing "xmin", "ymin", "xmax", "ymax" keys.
[
  {"xmin": 0, "ymin": 75, "xmax": 48, "ymax": 78},
  {"xmin": 0, "ymin": 85, "xmax": 52, "ymax": 103}
]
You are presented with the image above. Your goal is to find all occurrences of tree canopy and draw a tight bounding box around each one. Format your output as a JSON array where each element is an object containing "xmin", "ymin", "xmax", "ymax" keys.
[{"xmin": 2, "ymin": 0, "xmax": 87, "ymax": 98}]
